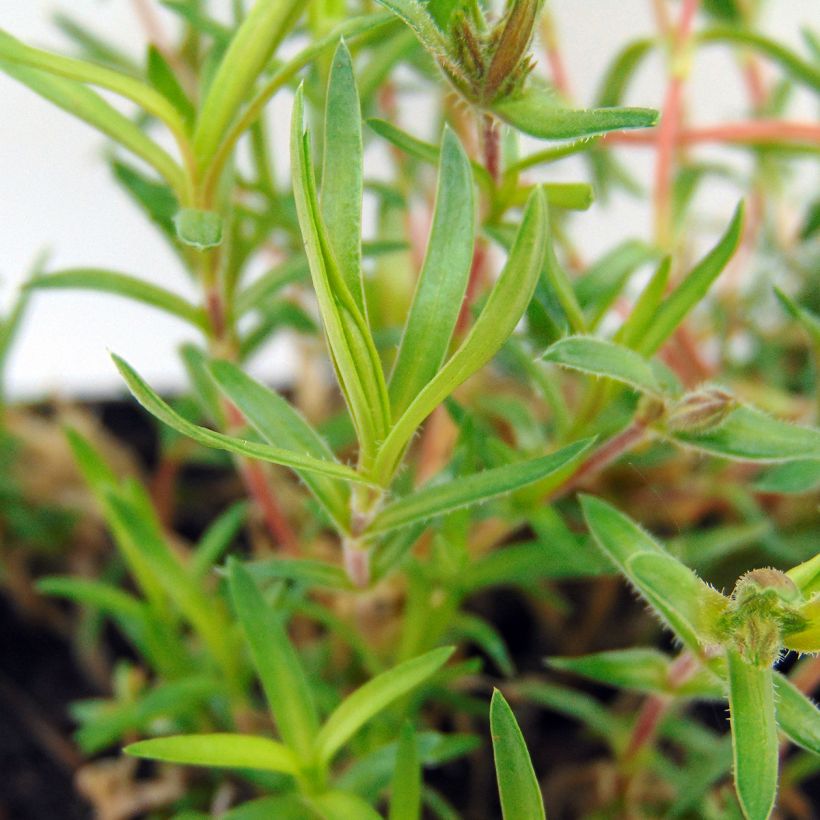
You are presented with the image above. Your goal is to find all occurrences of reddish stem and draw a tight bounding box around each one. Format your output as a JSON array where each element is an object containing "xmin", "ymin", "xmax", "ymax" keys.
[
  {"xmin": 604, "ymin": 120, "xmax": 820, "ymax": 147},
  {"xmin": 653, "ymin": 0, "xmax": 700, "ymax": 246}
]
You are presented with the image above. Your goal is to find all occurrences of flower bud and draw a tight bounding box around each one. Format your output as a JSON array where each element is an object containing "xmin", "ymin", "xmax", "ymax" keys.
[
  {"xmin": 484, "ymin": 0, "xmax": 543, "ymax": 102},
  {"xmin": 665, "ymin": 387, "xmax": 736, "ymax": 433}
]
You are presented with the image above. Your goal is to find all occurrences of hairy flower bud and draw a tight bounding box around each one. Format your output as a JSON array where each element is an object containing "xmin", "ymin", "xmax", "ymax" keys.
[{"xmin": 665, "ymin": 387, "xmax": 736, "ymax": 433}]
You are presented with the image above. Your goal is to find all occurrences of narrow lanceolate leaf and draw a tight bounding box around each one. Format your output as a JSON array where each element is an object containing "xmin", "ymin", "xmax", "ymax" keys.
[
  {"xmin": 291, "ymin": 87, "xmax": 390, "ymax": 464},
  {"xmin": 209, "ymin": 360, "xmax": 351, "ymax": 532},
  {"xmin": 112, "ymin": 355, "xmax": 367, "ymax": 484},
  {"xmin": 490, "ymin": 690, "xmax": 546, "ymax": 820},
  {"xmin": 727, "ymin": 650, "xmax": 778, "ymax": 820},
  {"xmin": 0, "ymin": 63, "xmax": 184, "ymax": 194},
  {"xmin": 0, "ymin": 29, "xmax": 187, "ymax": 138},
  {"xmin": 493, "ymin": 85, "xmax": 657, "ymax": 140},
  {"xmin": 146, "ymin": 45, "xmax": 195, "ymax": 127},
  {"xmin": 547, "ymin": 649, "xmax": 724, "ymax": 699},
  {"xmin": 125, "ymin": 734, "xmax": 299, "ymax": 774},
  {"xmin": 389, "ymin": 723, "xmax": 422, "ymax": 820},
  {"xmin": 375, "ymin": 187, "xmax": 548, "ymax": 483},
  {"xmin": 670, "ymin": 405, "xmax": 820, "ymax": 462},
  {"xmin": 193, "ymin": 0, "xmax": 306, "ymax": 167},
  {"xmin": 542, "ymin": 337, "xmax": 664, "ymax": 396},
  {"xmin": 787, "ymin": 553, "xmax": 820, "ymax": 598},
  {"xmin": 28, "ymin": 269, "xmax": 206, "ymax": 331},
  {"xmin": 774, "ymin": 288, "xmax": 820, "ymax": 349},
  {"xmin": 754, "ymin": 460, "xmax": 820, "ymax": 494},
  {"xmin": 389, "ymin": 127, "xmax": 475, "ymax": 417},
  {"xmin": 580, "ymin": 495, "xmax": 726, "ymax": 653},
  {"xmin": 322, "ymin": 42, "xmax": 366, "ymax": 315},
  {"xmin": 191, "ymin": 501, "xmax": 248, "ymax": 578},
  {"xmin": 637, "ymin": 204, "xmax": 744, "ymax": 356},
  {"xmin": 314, "ymin": 646, "xmax": 454, "ymax": 765},
  {"xmin": 368, "ymin": 439, "xmax": 592, "ymax": 536},
  {"xmin": 772, "ymin": 672, "xmax": 820, "ymax": 756},
  {"xmin": 227, "ymin": 559, "xmax": 319, "ymax": 761}
]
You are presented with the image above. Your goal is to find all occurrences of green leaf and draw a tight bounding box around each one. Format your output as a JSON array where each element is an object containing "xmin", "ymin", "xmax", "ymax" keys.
[
  {"xmin": 493, "ymin": 84, "xmax": 657, "ymax": 140},
  {"xmin": 450, "ymin": 613, "xmax": 515, "ymax": 677},
  {"xmin": 374, "ymin": 187, "xmax": 548, "ymax": 483},
  {"xmin": 111, "ymin": 160, "xmax": 179, "ymax": 245},
  {"xmin": 580, "ymin": 495, "xmax": 726, "ymax": 653},
  {"xmin": 699, "ymin": 27, "xmax": 820, "ymax": 94},
  {"xmin": 671, "ymin": 405, "xmax": 820, "ymax": 462},
  {"xmin": 291, "ymin": 86, "xmax": 391, "ymax": 464},
  {"xmin": 368, "ymin": 440, "xmax": 592, "ymax": 536},
  {"xmin": 637, "ymin": 204, "xmax": 744, "ymax": 355},
  {"xmin": 126, "ymin": 733, "xmax": 299, "ymax": 774},
  {"xmin": 727, "ymin": 650, "xmax": 778, "ymax": 820},
  {"xmin": 773, "ymin": 672, "xmax": 820, "ymax": 756},
  {"xmin": 307, "ymin": 792, "xmax": 384, "ymax": 820},
  {"xmin": 104, "ymin": 492, "xmax": 238, "ymax": 683},
  {"xmin": 0, "ymin": 28, "xmax": 188, "ymax": 139},
  {"xmin": 193, "ymin": 0, "xmax": 306, "ymax": 168},
  {"xmin": 314, "ymin": 646, "xmax": 454, "ymax": 765},
  {"xmin": 389, "ymin": 723, "xmax": 422, "ymax": 820},
  {"xmin": 595, "ymin": 38, "xmax": 655, "ymax": 108},
  {"xmin": 146, "ymin": 45, "xmax": 195, "ymax": 127},
  {"xmin": 373, "ymin": 0, "xmax": 452, "ymax": 65},
  {"xmin": 209, "ymin": 360, "xmax": 351, "ymax": 531},
  {"xmin": 774, "ymin": 288, "xmax": 820, "ymax": 349},
  {"xmin": 191, "ymin": 501, "xmax": 248, "ymax": 578},
  {"xmin": 490, "ymin": 689, "xmax": 546, "ymax": 820},
  {"xmin": 74, "ymin": 677, "xmax": 220, "ymax": 754},
  {"xmin": 322, "ymin": 41, "xmax": 366, "ymax": 315},
  {"xmin": 388, "ymin": 127, "xmax": 475, "ymax": 418},
  {"xmin": 616, "ymin": 257, "xmax": 671, "ymax": 349},
  {"xmin": 174, "ymin": 208, "xmax": 223, "ymax": 250},
  {"xmin": 112, "ymin": 354, "xmax": 368, "ymax": 484},
  {"xmin": 754, "ymin": 460, "xmax": 820, "ymax": 494},
  {"xmin": 243, "ymin": 558, "xmax": 353, "ymax": 591},
  {"xmin": 786, "ymin": 554, "xmax": 820, "ymax": 598},
  {"xmin": 542, "ymin": 337, "xmax": 664, "ymax": 396},
  {"xmin": 227, "ymin": 559, "xmax": 319, "ymax": 760},
  {"xmin": 0, "ymin": 62, "xmax": 185, "ymax": 194},
  {"xmin": 28, "ymin": 269, "xmax": 207, "ymax": 330},
  {"xmin": 368, "ymin": 118, "xmax": 492, "ymax": 189},
  {"xmin": 574, "ymin": 240, "xmax": 657, "ymax": 327},
  {"xmin": 547, "ymin": 649, "xmax": 724, "ymax": 699}
]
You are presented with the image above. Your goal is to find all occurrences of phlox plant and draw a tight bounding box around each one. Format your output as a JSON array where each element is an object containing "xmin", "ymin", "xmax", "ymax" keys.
[{"xmin": 1, "ymin": 0, "xmax": 818, "ymax": 818}]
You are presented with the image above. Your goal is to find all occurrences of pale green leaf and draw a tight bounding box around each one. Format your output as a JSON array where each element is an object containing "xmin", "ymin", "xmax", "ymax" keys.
[
  {"xmin": 493, "ymin": 84, "xmax": 657, "ymax": 140},
  {"xmin": 490, "ymin": 689, "xmax": 546, "ymax": 820},
  {"xmin": 671, "ymin": 405, "xmax": 820, "ymax": 462},
  {"xmin": 314, "ymin": 646, "xmax": 454, "ymax": 764},
  {"xmin": 125, "ymin": 734, "xmax": 299, "ymax": 774},
  {"xmin": 727, "ymin": 650, "xmax": 778, "ymax": 820},
  {"xmin": 580, "ymin": 495, "xmax": 726, "ymax": 653},
  {"xmin": 374, "ymin": 187, "xmax": 548, "ymax": 483},
  {"xmin": 322, "ymin": 41, "xmax": 366, "ymax": 315},
  {"xmin": 227, "ymin": 559, "xmax": 319, "ymax": 760},
  {"xmin": 112, "ymin": 354, "xmax": 367, "ymax": 484},
  {"xmin": 548, "ymin": 649, "xmax": 724, "ymax": 699},
  {"xmin": 291, "ymin": 87, "xmax": 391, "ymax": 462},
  {"xmin": 773, "ymin": 672, "xmax": 820, "ymax": 756},
  {"xmin": 191, "ymin": 501, "xmax": 248, "ymax": 578},
  {"xmin": 368, "ymin": 439, "xmax": 592, "ymax": 536},
  {"xmin": 754, "ymin": 460, "xmax": 820, "ymax": 494},
  {"xmin": 542, "ymin": 336, "xmax": 664, "ymax": 396},
  {"xmin": 0, "ymin": 62, "xmax": 184, "ymax": 193},
  {"xmin": 389, "ymin": 127, "xmax": 475, "ymax": 417},
  {"xmin": 637, "ymin": 204, "xmax": 744, "ymax": 355},
  {"xmin": 147, "ymin": 45, "xmax": 195, "ymax": 127},
  {"xmin": 0, "ymin": 28, "xmax": 187, "ymax": 139},
  {"xmin": 208, "ymin": 360, "xmax": 351, "ymax": 531},
  {"xmin": 28, "ymin": 269, "xmax": 207, "ymax": 330},
  {"xmin": 193, "ymin": 0, "xmax": 306, "ymax": 167},
  {"xmin": 389, "ymin": 723, "xmax": 422, "ymax": 820}
]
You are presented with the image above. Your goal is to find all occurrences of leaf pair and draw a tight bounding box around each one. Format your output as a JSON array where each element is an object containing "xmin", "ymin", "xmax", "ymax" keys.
[{"xmin": 581, "ymin": 496, "xmax": 820, "ymax": 820}]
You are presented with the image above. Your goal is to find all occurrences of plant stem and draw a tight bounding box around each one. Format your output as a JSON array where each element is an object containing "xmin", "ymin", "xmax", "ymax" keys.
[{"xmin": 653, "ymin": 0, "xmax": 700, "ymax": 248}]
